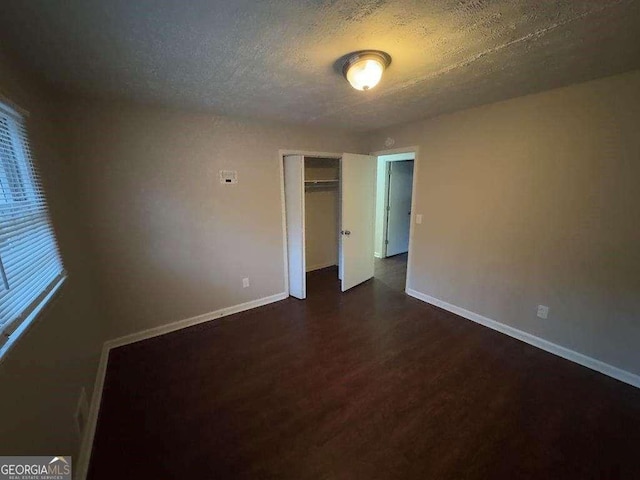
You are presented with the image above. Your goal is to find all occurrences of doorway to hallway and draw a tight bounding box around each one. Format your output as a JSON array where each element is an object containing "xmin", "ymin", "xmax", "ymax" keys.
[{"xmin": 373, "ymin": 150, "xmax": 416, "ymax": 294}]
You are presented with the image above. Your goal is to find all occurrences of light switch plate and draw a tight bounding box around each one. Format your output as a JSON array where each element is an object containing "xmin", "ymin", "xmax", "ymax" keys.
[{"xmin": 416, "ymin": 214, "xmax": 423, "ymax": 224}]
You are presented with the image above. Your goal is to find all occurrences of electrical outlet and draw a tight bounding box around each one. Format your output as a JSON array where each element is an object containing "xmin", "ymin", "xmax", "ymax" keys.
[
  {"xmin": 242, "ymin": 278, "xmax": 250, "ymax": 288},
  {"xmin": 537, "ymin": 305, "xmax": 549, "ymax": 319}
]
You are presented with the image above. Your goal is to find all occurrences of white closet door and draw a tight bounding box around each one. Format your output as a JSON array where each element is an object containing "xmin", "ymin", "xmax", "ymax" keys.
[
  {"xmin": 284, "ymin": 155, "xmax": 306, "ymax": 299},
  {"xmin": 340, "ymin": 153, "xmax": 376, "ymax": 292}
]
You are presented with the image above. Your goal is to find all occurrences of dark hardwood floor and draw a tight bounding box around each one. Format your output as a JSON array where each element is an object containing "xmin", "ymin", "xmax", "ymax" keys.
[{"xmin": 89, "ymin": 267, "xmax": 640, "ymax": 479}]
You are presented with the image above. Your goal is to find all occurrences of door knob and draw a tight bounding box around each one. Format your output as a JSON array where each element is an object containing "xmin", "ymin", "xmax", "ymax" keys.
[{"xmin": 341, "ymin": 230, "xmax": 351, "ymax": 236}]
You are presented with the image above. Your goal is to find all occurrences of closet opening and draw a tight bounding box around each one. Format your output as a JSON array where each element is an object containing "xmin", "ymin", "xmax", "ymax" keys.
[
  {"xmin": 303, "ymin": 157, "xmax": 341, "ymax": 295},
  {"xmin": 283, "ymin": 149, "xmax": 413, "ymax": 299}
]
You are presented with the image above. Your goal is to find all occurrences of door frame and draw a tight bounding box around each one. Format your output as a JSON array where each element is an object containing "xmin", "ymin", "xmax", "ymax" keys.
[
  {"xmin": 370, "ymin": 146, "xmax": 420, "ymax": 294},
  {"xmin": 380, "ymin": 160, "xmax": 415, "ymax": 258},
  {"xmin": 378, "ymin": 157, "xmax": 414, "ymax": 258},
  {"xmin": 278, "ymin": 149, "xmax": 342, "ymax": 297}
]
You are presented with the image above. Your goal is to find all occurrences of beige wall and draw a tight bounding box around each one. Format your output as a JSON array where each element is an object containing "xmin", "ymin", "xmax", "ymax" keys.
[
  {"xmin": 59, "ymin": 101, "xmax": 365, "ymax": 338},
  {"xmin": 0, "ymin": 53, "xmax": 106, "ymax": 456},
  {"xmin": 305, "ymin": 158, "xmax": 339, "ymax": 271},
  {"xmin": 368, "ymin": 70, "xmax": 640, "ymax": 376}
]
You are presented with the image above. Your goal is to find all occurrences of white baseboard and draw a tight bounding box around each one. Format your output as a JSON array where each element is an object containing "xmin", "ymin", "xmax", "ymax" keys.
[
  {"xmin": 374, "ymin": 252, "xmax": 383, "ymax": 259},
  {"xmin": 75, "ymin": 291, "xmax": 288, "ymax": 480},
  {"xmin": 405, "ymin": 288, "xmax": 640, "ymax": 390},
  {"xmin": 75, "ymin": 342, "xmax": 110, "ymax": 480},
  {"xmin": 106, "ymin": 292, "xmax": 288, "ymax": 349},
  {"xmin": 306, "ymin": 262, "xmax": 337, "ymax": 273}
]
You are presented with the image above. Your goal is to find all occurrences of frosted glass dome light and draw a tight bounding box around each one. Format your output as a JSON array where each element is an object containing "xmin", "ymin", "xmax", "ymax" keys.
[{"xmin": 342, "ymin": 51, "xmax": 391, "ymax": 91}]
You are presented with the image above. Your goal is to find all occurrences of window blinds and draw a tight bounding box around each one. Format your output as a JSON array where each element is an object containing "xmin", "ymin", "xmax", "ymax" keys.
[{"xmin": 0, "ymin": 101, "xmax": 64, "ymax": 347}]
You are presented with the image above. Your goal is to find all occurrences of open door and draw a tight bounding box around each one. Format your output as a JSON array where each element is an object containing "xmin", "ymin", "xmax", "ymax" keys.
[
  {"xmin": 284, "ymin": 155, "xmax": 306, "ymax": 299},
  {"xmin": 340, "ymin": 153, "xmax": 376, "ymax": 292},
  {"xmin": 385, "ymin": 160, "xmax": 414, "ymax": 256}
]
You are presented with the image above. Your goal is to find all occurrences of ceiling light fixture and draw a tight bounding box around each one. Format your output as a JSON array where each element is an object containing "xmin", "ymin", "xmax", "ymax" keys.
[{"xmin": 342, "ymin": 50, "xmax": 392, "ymax": 91}]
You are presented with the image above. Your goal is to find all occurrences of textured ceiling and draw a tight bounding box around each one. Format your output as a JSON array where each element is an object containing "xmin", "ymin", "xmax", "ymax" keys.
[{"xmin": 0, "ymin": 0, "xmax": 639, "ymax": 131}]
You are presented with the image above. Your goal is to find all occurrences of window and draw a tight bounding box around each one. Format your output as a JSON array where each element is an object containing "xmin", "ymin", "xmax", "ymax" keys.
[{"xmin": 0, "ymin": 99, "xmax": 65, "ymax": 356}]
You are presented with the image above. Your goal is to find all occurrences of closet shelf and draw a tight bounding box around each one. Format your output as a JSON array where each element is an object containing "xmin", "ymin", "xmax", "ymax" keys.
[{"xmin": 304, "ymin": 179, "xmax": 339, "ymax": 186}]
